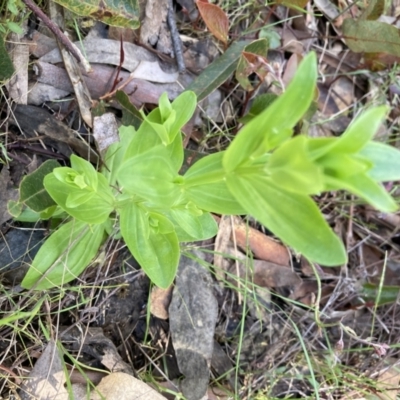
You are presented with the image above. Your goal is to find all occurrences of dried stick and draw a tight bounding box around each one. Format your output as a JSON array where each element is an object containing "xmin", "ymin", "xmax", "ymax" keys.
[
  {"xmin": 167, "ymin": 0, "xmax": 186, "ymax": 73},
  {"xmin": 21, "ymin": 0, "xmax": 81, "ymax": 62}
]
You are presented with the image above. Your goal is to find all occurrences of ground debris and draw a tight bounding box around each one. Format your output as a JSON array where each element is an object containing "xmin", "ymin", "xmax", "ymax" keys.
[{"xmin": 169, "ymin": 252, "xmax": 218, "ymax": 400}]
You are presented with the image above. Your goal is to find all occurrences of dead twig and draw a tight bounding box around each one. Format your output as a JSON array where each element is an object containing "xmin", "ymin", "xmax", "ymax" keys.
[
  {"xmin": 21, "ymin": 0, "xmax": 81, "ymax": 63},
  {"xmin": 167, "ymin": 0, "xmax": 186, "ymax": 73}
]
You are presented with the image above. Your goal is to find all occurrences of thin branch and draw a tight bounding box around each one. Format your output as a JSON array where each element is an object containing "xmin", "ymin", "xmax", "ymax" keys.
[
  {"xmin": 21, "ymin": 0, "xmax": 81, "ymax": 62},
  {"xmin": 167, "ymin": 0, "xmax": 186, "ymax": 73}
]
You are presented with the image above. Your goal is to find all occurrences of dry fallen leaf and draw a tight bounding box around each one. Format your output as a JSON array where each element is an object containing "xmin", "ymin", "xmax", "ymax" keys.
[
  {"xmin": 282, "ymin": 53, "xmax": 302, "ymax": 87},
  {"xmin": 252, "ymin": 260, "xmax": 301, "ymax": 288},
  {"xmin": 19, "ymin": 340, "xmax": 69, "ymax": 400},
  {"xmin": 39, "ymin": 38, "xmax": 178, "ymax": 82},
  {"xmin": 232, "ymin": 217, "xmax": 290, "ymax": 266},
  {"xmin": 375, "ymin": 358, "xmax": 400, "ymax": 400},
  {"xmin": 31, "ymin": 61, "xmax": 182, "ymax": 107},
  {"xmin": 337, "ymin": 358, "xmax": 400, "ymax": 400},
  {"xmin": 150, "ymin": 285, "xmax": 173, "ymax": 319},
  {"xmin": 91, "ymin": 372, "xmax": 166, "ymax": 400}
]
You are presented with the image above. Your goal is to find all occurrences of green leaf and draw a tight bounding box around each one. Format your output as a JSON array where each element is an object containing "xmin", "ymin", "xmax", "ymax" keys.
[
  {"xmin": 361, "ymin": 283, "xmax": 400, "ymax": 306},
  {"xmin": 70, "ymin": 154, "xmax": 99, "ymax": 189},
  {"xmin": 143, "ymin": 108, "xmax": 170, "ymax": 145},
  {"xmin": 0, "ymin": 34, "xmax": 14, "ymax": 81},
  {"xmin": 12, "ymin": 207, "xmax": 42, "ymax": 222},
  {"xmin": 267, "ymin": 135, "xmax": 324, "ymax": 195},
  {"xmin": 324, "ymin": 173, "xmax": 397, "ymax": 213},
  {"xmin": 184, "ymin": 151, "xmax": 227, "ymax": 186},
  {"xmin": 236, "ymin": 39, "xmax": 269, "ymax": 91},
  {"xmin": 239, "ymin": 93, "xmax": 277, "ymax": 124},
  {"xmin": 185, "ymin": 182, "xmax": 246, "ymax": 215},
  {"xmin": 19, "ymin": 160, "xmax": 60, "ymax": 212},
  {"xmin": 7, "ymin": 0, "xmax": 20, "ymax": 15},
  {"xmin": 359, "ymin": 141, "xmax": 400, "ymax": 182},
  {"xmin": 7, "ymin": 200, "xmax": 22, "ymax": 219},
  {"xmin": 6, "ymin": 21, "xmax": 23, "ymax": 34},
  {"xmin": 169, "ymin": 91, "xmax": 197, "ymax": 140},
  {"xmin": 241, "ymin": 38, "xmax": 269, "ymax": 54},
  {"xmin": 186, "ymin": 40, "xmax": 250, "ymax": 101},
  {"xmin": 223, "ymin": 52, "xmax": 317, "ymax": 172},
  {"xmin": 225, "ymin": 173, "xmax": 347, "ymax": 266},
  {"xmin": 306, "ymin": 137, "xmax": 337, "ymax": 160},
  {"xmin": 318, "ymin": 153, "xmax": 371, "ymax": 180},
  {"xmin": 21, "ymin": 220, "xmax": 104, "ymax": 290},
  {"xmin": 115, "ymin": 90, "xmax": 143, "ymax": 129},
  {"xmin": 117, "ymin": 145, "xmax": 180, "ymax": 207},
  {"xmin": 169, "ymin": 206, "xmax": 218, "ymax": 241},
  {"xmin": 184, "ymin": 151, "xmax": 247, "ymax": 214},
  {"xmin": 120, "ymin": 203, "xmax": 179, "ymax": 288},
  {"xmin": 52, "ymin": 0, "xmax": 140, "ymax": 29},
  {"xmin": 102, "ymin": 126, "xmax": 136, "ymax": 185},
  {"xmin": 326, "ymin": 106, "xmax": 388, "ymax": 155},
  {"xmin": 123, "ymin": 119, "xmax": 162, "ymax": 160},
  {"xmin": 66, "ymin": 190, "xmax": 96, "ymax": 208},
  {"xmin": 53, "ymin": 167, "xmax": 87, "ymax": 189},
  {"xmin": 44, "ymin": 173, "xmax": 114, "ymax": 224},
  {"xmin": 359, "ymin": 0, "xmax": 385, "ymax": 20},
  {"xmin": 149, "ymin": 212, "xmax": 175, "ymax": 234},
  {"xmin": 173, "ymin": 211, "xmax": 217, "ymax": 242},
  {"xmin": 343, "ymin": 19, "xmax": 400, "ymax": 57},
  {"xmin": 140, "ymin": 92, "xmax": 196, "ymax": 147},
  {"xmin": 158, "ymin": 92, "xmax": 173, "ymax": 122},
  {"xmin": 259, "ymin": 28, "xmax": 281, "ymax": 49},
  {"xmin": 40, "ymin": 205, "xmax": 62, "ymax": 220},
  {"xmin": 166, "ymin": 132, "xmax": 184, "ymax": 172}
]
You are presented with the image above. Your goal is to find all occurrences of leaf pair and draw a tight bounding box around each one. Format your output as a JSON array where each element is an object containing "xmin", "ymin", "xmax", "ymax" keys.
[
  {"xmin": 184, "ymin": 52, "xmax": 400, "ymax": 267},
  {"xmin": 21, "ymin": 220, "xmax": 105, "ymax": 290},
  {"xmin": 306, "ymin": 106, "xmax": 397, "ymax": 212},
  {"xmin": 119, "ymin": 203, "xmax": 179, "ymax": 288},
  {"xmin": 44, "ymin": 155, "xmax": 115, "ymax": 225}
]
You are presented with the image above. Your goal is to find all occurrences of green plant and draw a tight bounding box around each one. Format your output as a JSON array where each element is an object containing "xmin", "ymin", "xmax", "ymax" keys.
[
  {"xmin": 0, "ymin": 0, "xmax": 24, "ymax": 35},
  {"xmin": 13, "ymin": 52, "xmax": 400, "ymax": 290}
]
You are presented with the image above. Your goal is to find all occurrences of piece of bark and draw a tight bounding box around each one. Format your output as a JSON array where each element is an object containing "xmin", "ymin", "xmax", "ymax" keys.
[
  {"xmin": 92, "ymin": 113, "xmax": 119, "ymax": 155},
  {"xmin": 6, "ymin": 32, "xmax": 29, "ymax": 104},
  {"xmin": 0, "ymin": 168, "xmax": 19, "ymax": 225},
  {"xmin": 29, "ymin": 30, "xmax": 57, "ymax": 58},
  {"xmin": 140, "ymin": 0, "xmax": 172, "ymax": 55},
  {"xmin": 169, "ymin": 253, "xmax": 218, "ymax": 400},
  {"xmin": 60, "ymin": 327, "xmax": 133, "ymax": 375}
]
